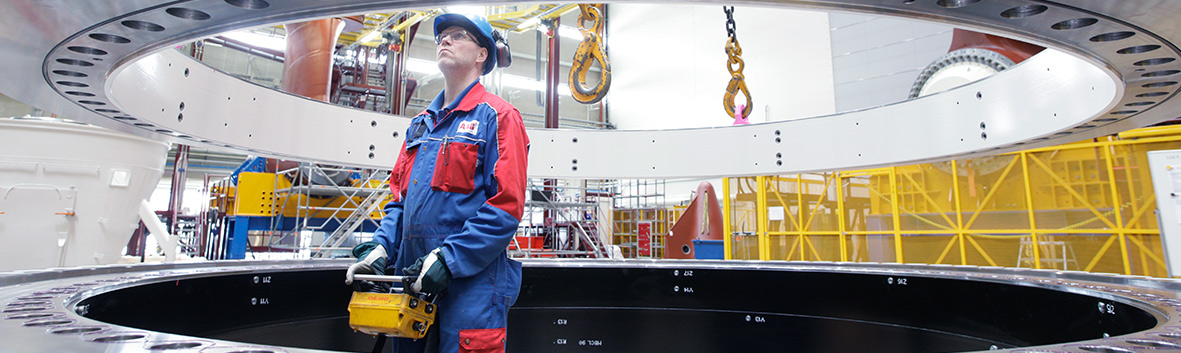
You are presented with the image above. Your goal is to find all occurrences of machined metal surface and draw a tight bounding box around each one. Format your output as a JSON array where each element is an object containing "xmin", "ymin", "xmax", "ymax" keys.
[
  {"xmin": 0, "ymin": 1, "xmax": 1178, "ymax": 178},
  {"xmin": 3, "ymin": 260, "xmax": 1181, "ymax": 352}
]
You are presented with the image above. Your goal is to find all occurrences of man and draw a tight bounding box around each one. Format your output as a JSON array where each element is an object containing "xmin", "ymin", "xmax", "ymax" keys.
[{"xmin": 344, "ymin": 13, "xmax": 529, "ymax": 353}]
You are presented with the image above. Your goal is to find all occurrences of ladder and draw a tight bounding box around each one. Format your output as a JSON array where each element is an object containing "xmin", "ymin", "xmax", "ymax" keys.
[{"xmin": 312, "ymin": 181, "xmax": 389, "ymax": 258}]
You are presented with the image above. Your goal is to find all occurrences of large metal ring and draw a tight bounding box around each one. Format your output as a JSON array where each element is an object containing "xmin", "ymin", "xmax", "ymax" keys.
[
  {"xmin": 2, "ymin": 1, "xmax": 1179, "ymax": 178},
  {"xmin": 2, "ymin": 260, "xmax": 1181, "ymax": 352}
]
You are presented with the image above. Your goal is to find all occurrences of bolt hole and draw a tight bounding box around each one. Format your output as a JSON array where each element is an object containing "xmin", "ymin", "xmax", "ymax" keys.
[
  {"xmin": 49, "ymin": 326, "xmax": 104, "ymax": 334},
  {"xmin": 1135, "ymin": 58, "xmax": 1176, "ymax": 66},
  {"xmin": 1076, "ymin": 345, "xmax": 1136, "ymax": 353},
  {"xmin": 51, "ymin": 70, "xmax": 87, "ymax": 78},
  {"xmin": 368, "ymin": 153, "xmax": 375, "ymax": 159},
  {"xmin": 1000, "ymin": 4, "xmax": 1047, "ymax": 18},
  {"xmin": 88, "ymin": 334, "xmax": 147, "ymax": 343},
  {"xmin": 88, "ymin": 33, "xmax": 131, "ymax": 43},
  {"xmin": 1118, "ymin": 45, "xmax": 1162, "ymax": 54},
  {"xmin": 980, "ymin": 132, "xmax": 988, "ymax": 140},
  {"xmin": 1090, "ymin": 31, "xmax": 1135, "ymax": 42},
  {"xmin": 681, "ymin": 245, "xmax": 691, "ymax": 254},
  {"xmin": 979, "ymin": 122, "xmax": 986, "ymax": 130},
  {"xmin": 1051, "ymin": 18, "xmax": 1099, "ymax": 30},
  {"xmin": 935, "ymin": 0, "xmax": 980, "ymax": 8},
  {"xmin": 1143, "ymin": 70, "xmax": 1181, "ymax": 78},
  {"xmin": 146, "ymin": 342, "xmax": 205, "ymax": 350},
  {"xmin": 224, "ymin": 0, "xmax": 271, "ymax": 9},
  {"xmin": 55, "ymin": 58, "xmax": 93, "ymax": 67},
  {"xmin": 976, "ymin": 92, "xmax": 982, "ymax": 100},
  {"xmin": 55, "ymin": 81, "xmax": 89, "ymax": 88},
  {"xmin": 1142, "ymin": 81, "xmax": 1178, "ymax": 88},
  {"xmin": 165, "ymin": 7, "xmax": 211, "ymax": 20},
  {"xmin": 177, "ymin": 113, "xmax": 183, "ymax": 122},
  {"xmin": 371, "ymin": 120, "xmax": 377, "ymax": 127},
  {"xmin": 121, "ymin": 20, "xmax": 165, "ymax": 32}
]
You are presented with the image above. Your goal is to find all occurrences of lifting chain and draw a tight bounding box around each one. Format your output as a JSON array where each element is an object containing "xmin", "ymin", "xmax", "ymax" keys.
[
  {"xmin": 723, "ymin": 6, "xmax": 752, "ymax": 120},
  {"xmin": 569, "ymin": 4, "xmax": 612, "ymax": 104}
]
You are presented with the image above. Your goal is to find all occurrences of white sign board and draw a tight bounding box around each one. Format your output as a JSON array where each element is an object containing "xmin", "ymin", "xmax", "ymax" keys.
[{"xmin": 1146, "ymin": 150, "xmax": 1181, "ymax": 277}]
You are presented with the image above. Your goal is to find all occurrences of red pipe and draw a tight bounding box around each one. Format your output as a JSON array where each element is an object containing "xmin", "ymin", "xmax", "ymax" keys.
[{"xmin": 281, "ymin": 19, "xmax": 345, "ymax": 102}]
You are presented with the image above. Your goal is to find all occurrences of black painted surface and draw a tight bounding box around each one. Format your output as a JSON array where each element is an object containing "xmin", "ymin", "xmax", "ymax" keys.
[{"xmin": 77, "ymin": 266, "xmax": 1157, "ymax": 352}]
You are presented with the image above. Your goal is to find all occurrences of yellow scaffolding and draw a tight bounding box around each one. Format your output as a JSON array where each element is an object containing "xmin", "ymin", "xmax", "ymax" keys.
[{"xmin": 724, "ymin": 126, "xmax": 1181, "ymax": 277}]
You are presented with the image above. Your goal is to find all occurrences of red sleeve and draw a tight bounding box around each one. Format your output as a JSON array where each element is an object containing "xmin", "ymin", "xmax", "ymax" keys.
[
  {"xmin": 388, "ymin": 140, "xmax": 416, "ymax": 203},
  {"xmin": 487, "ymin": 108, "xmax": 530, "ymax": 220}
]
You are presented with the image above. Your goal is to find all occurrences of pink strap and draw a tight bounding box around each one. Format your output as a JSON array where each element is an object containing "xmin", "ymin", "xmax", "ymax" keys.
[{"xmin": 732, "ymin": 104, "xmax": 750, "ymax": 125}]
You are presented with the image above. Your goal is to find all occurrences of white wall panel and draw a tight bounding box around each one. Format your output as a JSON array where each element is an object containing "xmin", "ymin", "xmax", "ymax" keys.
[
  {"xmin": 830, "ymin": 13, "xmax": 953, "ymax": 112},
  {"xmin": 607, "ymin": 4, "xmax": 835, "ymax": 131}
]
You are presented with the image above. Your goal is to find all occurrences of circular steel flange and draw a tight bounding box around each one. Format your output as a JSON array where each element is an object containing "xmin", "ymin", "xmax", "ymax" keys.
[
  {"xmin": 1, "ymin": 260, "xmax": 1181, "ymax": 352},
  {"xmin": 0, "ymin": 1, "xmax": 1179, "ymax": 178},
  {"xmin": 910, "ymin": 48, "xmax": 1018, "ymax": 99}
]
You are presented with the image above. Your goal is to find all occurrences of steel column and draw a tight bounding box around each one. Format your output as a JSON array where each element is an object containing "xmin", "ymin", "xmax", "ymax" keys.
[
  {"xmin": 722, "ymin": 177, "xmax": 732, "ymax": 260},
  {"xmin": 544, "ymin": 18, "xmax": 561, "ymax": 129}
]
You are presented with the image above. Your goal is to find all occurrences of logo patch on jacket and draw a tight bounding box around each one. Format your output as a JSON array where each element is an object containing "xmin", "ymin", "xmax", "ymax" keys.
[{"xmin": 457, "ymin": 120, "xmax": 480, "ymax": 135}]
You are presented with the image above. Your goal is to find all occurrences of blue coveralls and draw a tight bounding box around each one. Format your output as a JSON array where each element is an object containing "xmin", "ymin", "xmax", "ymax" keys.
[{"xmin": 372, "ymin": 80, "xmax": 529, "ymax": 353}]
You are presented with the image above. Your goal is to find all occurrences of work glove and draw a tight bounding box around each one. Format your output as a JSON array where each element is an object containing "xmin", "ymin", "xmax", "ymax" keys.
[
  {"xmin": 402, "ymin": 247, "xmax": 452, "ymax": 296},
  {"xmin": 345, "ymin": 242, "xmax": 387, "ymax": 287}
]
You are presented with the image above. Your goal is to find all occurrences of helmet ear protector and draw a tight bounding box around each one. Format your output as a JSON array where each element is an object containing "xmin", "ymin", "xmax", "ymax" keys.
[{"xmin": 492, "ymin": 30, "xmax": 511, "ymax": 69}]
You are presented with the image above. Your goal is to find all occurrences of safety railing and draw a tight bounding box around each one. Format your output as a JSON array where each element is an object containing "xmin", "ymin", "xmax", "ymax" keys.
[{"xmin": 724, "ymin": 126, "xmax": 1181, "ymax": 277}]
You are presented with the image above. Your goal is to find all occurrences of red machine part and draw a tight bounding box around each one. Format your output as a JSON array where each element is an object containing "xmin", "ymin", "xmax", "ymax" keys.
[
  {"xmin": 665, "ymin": 182, "xmax": 725, "ymax": 259},
  {"xmin": 948, "ymin": 29, "xmax": 1044, "ymax": 64}
]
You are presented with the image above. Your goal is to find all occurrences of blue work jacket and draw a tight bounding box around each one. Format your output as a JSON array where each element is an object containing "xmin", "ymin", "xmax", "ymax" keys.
[{"xmin": 373, "ymin": 80, "xmax": 529, "ymax": 353}]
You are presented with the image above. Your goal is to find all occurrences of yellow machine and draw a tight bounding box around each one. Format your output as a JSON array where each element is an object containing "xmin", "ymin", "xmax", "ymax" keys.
[{"xmin": 348, "ymin": 275, "xmax": 436, "ymax": 339}]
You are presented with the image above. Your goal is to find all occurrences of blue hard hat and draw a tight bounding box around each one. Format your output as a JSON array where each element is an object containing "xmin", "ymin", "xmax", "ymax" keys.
[{"xmin": 434, "ymin": 13, "xmax": 498, "ymax": 75}]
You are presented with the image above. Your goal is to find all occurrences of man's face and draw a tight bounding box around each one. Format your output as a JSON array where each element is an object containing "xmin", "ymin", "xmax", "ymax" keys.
[{"xmin": 436, "ymin": 25, "xmax": 487, "ymax": 74}]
